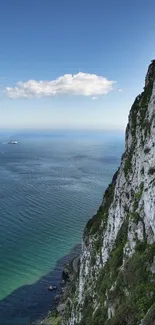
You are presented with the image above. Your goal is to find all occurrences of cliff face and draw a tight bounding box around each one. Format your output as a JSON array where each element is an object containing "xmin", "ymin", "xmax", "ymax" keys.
[{"xmin": 63, "ymin": 61, "xmax": 155, "ymax": 325}]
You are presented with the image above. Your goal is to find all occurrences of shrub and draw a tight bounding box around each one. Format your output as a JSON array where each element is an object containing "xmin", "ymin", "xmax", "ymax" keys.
[
  {"xmin": 133, "ymin": 183, "xmax": 144, "ymax": 210},
  {"xmin": 130, "ymin": 212, "xmax": 141, "ymax": 224},
  {"xmin": 144, "ymin": 147, "xmax": 151, "ymax": 154},
  {"xmin": 141, "ymin": 167, "xmax": 144, "ymax": 175},
  {"xmin": 105, "ymin": 301, "xmax": 137, "ymax": 325},
  {"xmin": 135, "ymin": 240, "xmax": 148, "ymax": 253},
  {"xmin": 92, "ymin": 307, "xmax": 108, "ymax": 325},
  {"xmin": 91, "ymin": 255, "xmax": 96, "ymax": 266},
  {"xmin": 85, "ymin": 182, "xmax": 115, "ymax": 235},
  {"xmin": 124, "ymin": 155, "xmax": 132, "ymax": 177},
  {"xmin": 148, "ymin": 167, "xmax": 155, "ymax": 175},
  {"xmin": 85, "ymin": 213, "xmax": 102, "ymax": 235},
  {"xmin": 143, "ymin": 303, "xmax": 155, "ymax": 325}
]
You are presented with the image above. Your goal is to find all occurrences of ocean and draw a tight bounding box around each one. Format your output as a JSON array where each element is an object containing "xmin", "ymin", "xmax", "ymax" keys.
[{"xmin": 0, "ymin": 130, "xmax": 124, "ymax": 324}]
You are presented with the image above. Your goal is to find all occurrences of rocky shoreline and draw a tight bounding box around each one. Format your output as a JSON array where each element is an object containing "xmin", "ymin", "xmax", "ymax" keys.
[{"xmin": 36, "ymin": 255, "xmax": 80, "ymax": 325}]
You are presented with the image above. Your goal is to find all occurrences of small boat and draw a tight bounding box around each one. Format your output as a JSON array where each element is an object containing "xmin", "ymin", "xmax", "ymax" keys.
[
  {"xmin": 48, "ymin": 285, "xmax": 57, "ymax": 291},
  {"xmin": 48, "ymin": 285, "xmax": 54, "ymax": 291}
]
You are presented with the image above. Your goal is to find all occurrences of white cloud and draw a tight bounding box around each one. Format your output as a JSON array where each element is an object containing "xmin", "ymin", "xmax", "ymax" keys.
[
  {"xmin": 5, "ymin": 72, "xmax": 115, "ymax": 99},
  {"xmin": 92, "ymin": 96, "xmax": 98, "ymax": 100}
]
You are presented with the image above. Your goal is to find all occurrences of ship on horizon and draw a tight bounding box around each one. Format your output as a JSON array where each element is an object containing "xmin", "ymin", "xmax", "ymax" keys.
[{"xmin": 8, "ymin": 140, "xmax": 18, "ymax": 144}]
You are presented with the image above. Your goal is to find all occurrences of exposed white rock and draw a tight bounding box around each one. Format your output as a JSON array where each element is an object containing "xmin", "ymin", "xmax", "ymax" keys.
[
  {"xmin": 108, "ymin": 304, "xmax": 115, "ymax": 319},
  {"xmin": 63, "ymin": 62, "xmax": 155, "ymax": 325}
]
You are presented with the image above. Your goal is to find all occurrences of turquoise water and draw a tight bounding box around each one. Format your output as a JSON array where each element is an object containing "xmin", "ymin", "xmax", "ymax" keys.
[{"xmin": 0, "ymin": 130, "xmax": 124, "ymax": 323}]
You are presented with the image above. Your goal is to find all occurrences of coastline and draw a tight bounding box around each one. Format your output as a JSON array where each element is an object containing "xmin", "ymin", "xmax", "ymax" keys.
[
  {"xmin": 38, "ymin": 254, "xmax": 81, "ymax": 325},
  {"xmin": 0, "ymin": 131, "xmax": 124, "ymax": 324},
  {"xmin": 0, "ymin": 245, "xmax": 81, "ymax": 325}
]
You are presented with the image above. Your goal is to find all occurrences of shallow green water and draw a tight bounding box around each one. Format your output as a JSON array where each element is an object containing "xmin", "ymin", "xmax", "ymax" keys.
[{"xmin": 0, "ymin": 130, "xmax": 124, "ymax": 322}]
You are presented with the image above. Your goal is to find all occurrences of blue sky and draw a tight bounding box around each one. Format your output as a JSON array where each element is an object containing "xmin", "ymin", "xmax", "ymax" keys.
[{"xmin": 0, "ymin": 0, "xmax": 155, "ymax": 130}]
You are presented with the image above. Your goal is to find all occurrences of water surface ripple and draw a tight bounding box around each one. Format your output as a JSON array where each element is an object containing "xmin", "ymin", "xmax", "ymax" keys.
[{"xmin": 0, "ymin": 131, "xmax": 124, "ymax": 323}]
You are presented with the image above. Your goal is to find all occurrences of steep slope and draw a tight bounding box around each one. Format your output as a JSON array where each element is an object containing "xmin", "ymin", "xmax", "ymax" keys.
[{"xmin": 63, "ymin": 60, "xmax": 155, "ymax": 325}]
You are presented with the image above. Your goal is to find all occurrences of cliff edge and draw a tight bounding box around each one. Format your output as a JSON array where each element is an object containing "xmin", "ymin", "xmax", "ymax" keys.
[{"xmin": 62, "ymin": 61, "xmax": 155, "ymax": 325}]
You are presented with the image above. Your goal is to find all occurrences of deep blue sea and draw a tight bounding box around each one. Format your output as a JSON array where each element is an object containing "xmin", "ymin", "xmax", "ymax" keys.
[{"xmin": 0, "ymin": 130, "xmax": 124, "ymax": 324}]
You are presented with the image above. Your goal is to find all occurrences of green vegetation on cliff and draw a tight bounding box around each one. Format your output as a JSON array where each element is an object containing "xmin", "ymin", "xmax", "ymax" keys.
[
  {"xmin": 61, "ymin": 61, "xmax": 155, "ymax": 325},
  {"xmin": 77, "ymin": 227, "xmax": 155, "ymax": 325}
]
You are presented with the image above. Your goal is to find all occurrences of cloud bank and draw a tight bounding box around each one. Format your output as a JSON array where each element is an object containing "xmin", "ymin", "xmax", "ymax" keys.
[{"xmin": 5, "ymin": 72, "xmax": 115, "ymax": 99}]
